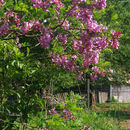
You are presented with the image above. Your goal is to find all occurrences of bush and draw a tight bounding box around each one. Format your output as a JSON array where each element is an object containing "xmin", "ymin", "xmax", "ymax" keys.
[{"xmin": 26, "ymin": 92, "xmax": 120, "ymax": 130}]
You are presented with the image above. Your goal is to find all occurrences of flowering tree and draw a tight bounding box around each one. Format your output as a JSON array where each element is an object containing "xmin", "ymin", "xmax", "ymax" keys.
[
  {"xmin": 0, "ymin": 0, "xmax": 121, "ymax": 81},
  {"xmin": 95, "ymin": 0, "xmax": 129, "ymax": 85}
]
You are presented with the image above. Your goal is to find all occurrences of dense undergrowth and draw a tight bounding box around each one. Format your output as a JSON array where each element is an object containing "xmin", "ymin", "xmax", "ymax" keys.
[{"xmin": 1, "ymin": 92, "xmax": 127, "ymax": 130}]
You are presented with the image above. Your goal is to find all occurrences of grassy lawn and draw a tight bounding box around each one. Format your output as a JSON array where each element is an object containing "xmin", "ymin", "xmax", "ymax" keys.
[{"xmin": 95, "ymin": 103, "xmax": 130, "ymax": 129}]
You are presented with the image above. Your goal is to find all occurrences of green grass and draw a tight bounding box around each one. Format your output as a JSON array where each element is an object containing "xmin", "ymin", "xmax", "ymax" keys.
[{"xmin": 95, "ymin": 103, "xmax": 130, "ymax": 129}]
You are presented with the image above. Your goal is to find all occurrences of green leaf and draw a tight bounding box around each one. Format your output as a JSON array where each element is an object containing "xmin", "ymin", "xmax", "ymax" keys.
[
  {"xmin": 27, "ymin": 47, "xmax": 30, "ymax": 56},
  {"xmin": 86, "ymin": 0, "xmax": 90, "ymax": 5},
  {"xmin": 112, "ymin": 13, "xmax": 118, "ymax": 20},
  {"xmin": 0, "ymin": 68, "xmax": 2, "ymax": 72}
]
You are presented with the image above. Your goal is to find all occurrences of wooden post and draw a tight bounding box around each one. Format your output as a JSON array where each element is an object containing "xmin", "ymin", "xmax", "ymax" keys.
[{"xmin": 87, "ymin": 78, "xmax": 90, "ymax": 109}]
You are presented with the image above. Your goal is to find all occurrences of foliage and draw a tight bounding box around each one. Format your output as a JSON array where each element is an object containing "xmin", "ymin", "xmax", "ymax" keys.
[
  {"xmin": 97, "ymin": 0, "xmax": 130, "ymax": 85},
  {"xmin": 27, "ymin": 93, "xmax": 121, "ymax": 130},
  {"xmin": 0, "ymin": 0, "xmax": 123, "ymax": 129}
]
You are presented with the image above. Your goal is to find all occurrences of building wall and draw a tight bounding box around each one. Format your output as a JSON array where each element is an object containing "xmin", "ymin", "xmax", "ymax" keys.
[{"xmin": 111, "ymin": 85, "xmax": 130, "ymax": 103}]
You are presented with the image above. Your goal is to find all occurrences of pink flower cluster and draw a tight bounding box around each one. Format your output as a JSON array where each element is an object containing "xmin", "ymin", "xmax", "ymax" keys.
[
  {"xmin": 31, "ymin": 0, "xmax": 51, "ymax": 11},
  {"xmin": 31, "ymin": 0, "xmax": 64, "ymax": 11},
  {"xmin": 50, "ymin": 0, "xmax": 64, "ymax": 9},
  {"xmin": 52, "ymin": 54, "xmax": 79, "ymax": 72},
  {"xmin": 0, "ymin": 0, "xmax": 121, "ymax": 82},
  {"xmin": 90, "ymin": 66, "xmax": 105, "ymax": 81},
  {"xmin": 20, "ymin": 22, "xmax": 33, "ymax": 34},
  {"xmin": 49, "ymin": 108, "xmax": 57, "ymax": 115},
  {"xmin": 0, "ymin": 0, "xmax": 4, "ymax": 6},
  {"xmin": 82, "ymin": 125, "xmax": 90, "ymax": 130},
  {"xmin": 110, "ymin": 30, "xmax": 121, "ymax": 49},
  {"xmin": 19, "ymin": 20, "xmax": 41, "ymax": 34},
  {"xmin": 40, "ymin": 28, "xmax": 53, "ymax": 49},
  {"xmin": 49, "ymin": 108, "xmax": 76, "ymax": 121},
  {"xmin": 62, "ymin": 109, "xmax": 75, "ymax": 121},
  {"xmin": 94, "ymin": 0, "xmax": 106, "ymax": 9},
  {"xmin": 58, "ymin": 33, "xmax": 68, "ymax": 44},
  {"xmin": 0, "ymin": 25, "xmax": 9, "ymax": 36},
  {"xmin": 62, "ymin": 20, "xmax": 70, "ymax": 30}
]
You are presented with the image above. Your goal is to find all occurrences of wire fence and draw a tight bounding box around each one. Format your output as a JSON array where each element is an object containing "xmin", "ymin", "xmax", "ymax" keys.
[{"xmin": 0, "ymin": 88, "xmax": 130, "ymax": 130}]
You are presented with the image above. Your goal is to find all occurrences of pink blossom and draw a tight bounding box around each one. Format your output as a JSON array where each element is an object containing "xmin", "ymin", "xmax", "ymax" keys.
[
  {"xmin": 82, "ymin": 125, "xmax": 90, "ymax": 130},
  {"xmin": 91, "ymin": 50, "xmax": 100, "ymax": 64},
  {"xmin": 79, "ymin": 8, "xmax": 93, "ymax": 25},
  {"xmin": 31, "ymin": 0, "xmax": 51, "ymax": 11},
  {"xmin": 92, "ymin": 37, "xmax": 108, "ymax": 49},
  {"xmin": 72, "ymin": 55, "xmax": 77, "ymax": 60},
  {"xmin": 16, "ymin": 37, "xmax": 21, "ymax": 48},
  {"xmin": 111, "ymin": 30, "xmax": 122, "ymax": 38},
  {"xmin": 0, "ymin": 25, "xmax": 9, "ymax": 36},
  {"xmin": 103, "ymin": 26, "xmax": 108, "ymax": 31},
  {"xmin": 14, "ymin": 18, "xmax": 20, "ymax": 26},
  {"xmin": 5, "ymin": 10, "xmax": 14, "ymax": 17},
  {"xmin": 83, "ymin": 57, "xmax": 91, "ymax": 68},
  {"xmin": 72, "ymin": 0, "xmax": 83, "ymax": 4},
  {"xmin": 40, "ymin": 28, "xmax": 52, "ymax": 49},
  {"xmin": 62, "ymin": 109, "xmax": 72, "ymax": 116},
  {"xmin": 0, "ymin": 0, "xmax": 4, "ymax": 6},
  {"xmin": 98, "ymin": 0, "xmax": 106, "ymax": 9},
  {"xmin": 92, "ymin": 66, "xmax": 99, "ymax": 73},
  {"xmin": 111, "ymin": 30, "xmax": 116, "ymax": 35},
  {"xmin": 114, "ymin": 32, "xmax": 122, "ymax": 38},
  {"xmin": 94, "ymin": 0, "xmax": 106, "ymax": 9},
  {"xmin": 76, "ymin": 72, "xmax": 83, "ymax": 80},
  {"xmin": 31, "ymin": 0, "xmax": 42, "ymax": 4},
  {"xmin": 73, "ymin": 40, "xmax": 82, "ymax": 50},
  {"xmin": 67, "ymin": 5, "xmax": 79, "ymax": 18},
  {"xmin": 110, "ymin": 37, "xmax": 119, "ymax": 49},
  {"xmin": 87, "ymin": 20, "xmax": 103, "ymax": 33},
  {"xmin": 8, "ymin": 51, "xmax": 13, "ymax": 55},
  {"xmin": 71, "ymin": 116, "xmax": 75, "ymax": 120},
  {"xmin": 100, "ymin": 70, "xmax": 105, "ymax": 77},
  {"xmin": 90, "ymin": 73, "xmax": 97, "ymax": 81},
  {"xmin": 62, "ymin": 101, "xmax": 66, "ymax": 106},
  {"xmin": 58, "ymin": 33, "xmax": 67, "ymax": 44},
  {"xmin": 62, "ymin": 20, "xmax": 70, "ymax": 30},
  {"xmin": 51, "ymin": 0, "xmax": 64, "ymax": 9},
  {"xmin": 49, "ymin": 108, "xmax": 57, "ymax": 115},
  {"xmin": 20, "ymin": 22, "xmax": 33, "ymax": 34},
  {"xmin": 32, "ymin": 20, "xmax": 41, "ymax": 31}
]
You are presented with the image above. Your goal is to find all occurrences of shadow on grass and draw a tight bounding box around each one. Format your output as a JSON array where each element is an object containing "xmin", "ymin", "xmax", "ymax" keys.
[{"xmin": 99, "ymin": 110, "xmax": 130, "ymax": 121}]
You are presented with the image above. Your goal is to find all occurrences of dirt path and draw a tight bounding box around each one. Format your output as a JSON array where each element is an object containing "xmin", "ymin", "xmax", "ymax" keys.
[{"xmin": 120, "ymin": 120, "xmax": 130, "ymax": 129}]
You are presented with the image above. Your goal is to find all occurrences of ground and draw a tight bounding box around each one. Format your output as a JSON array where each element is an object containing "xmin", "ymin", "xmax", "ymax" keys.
[{"xmin": 95, "ymin": 103, "xmax": 130, "ymax": 129}]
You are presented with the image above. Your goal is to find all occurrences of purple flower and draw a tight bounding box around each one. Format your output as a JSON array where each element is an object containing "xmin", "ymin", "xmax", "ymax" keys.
[
  {"xmin": 0, "ymin": 0, "xmax": 4, "ymax": 6},
  {"xmin": 49, "ymin": 108, "xmax": 57, "ymax": 115},
  {"xmin": 110, "ymin": 37, "xmax": 119, "ymax": 50},
  {"xmin": 76, "ymin": 71, "xmax": 83, "ymax": 80},
  {"xmin": 82, "ymin": 125, "xmax": 90, "ymax": 130},
  {"xmin": 103, "ymin": 26, "xmax": 107, "ymax": 31},
  {"xmin": 111, "ymin": 30, "xmax": 116, "ymax": 35},
  {"xmin": 40, "ymin": 28, "xmax": 53, "ymax": 49},
  {"xmin": 92, "ymin": 66, "xmax": 99, "ymax": 73},
  {"xmin": 0, "ymin": 25, "xmax": 9, "ymax": 36},
  {"xmin": 62, "ymin": 20, "xmax": 70, "ymax": 30},
  {"xmin": 62, "ymin": 101, "xmax": 66, "ymax": 106},
  {"xmin": 73, "ymin": 40, "xmax": 82, "ymax": 50},
  {"xmin": 58, "ymin": 33, "xmax": 67, "ymax": 44},
  {"xmin": 71, "ymin": 116, "xmax": 75, "ymax": 120},
  {"xmin": 72, "ymin": 55, "xmax": 77, "ymax": 60},
  {"xmin": 90, "ymin": 73, "xmax": 97, "ymax": 81},
  {"xmin": 99, "ymin": 70, "xmax": 105, "ymax": 77},
  {"xmin": 5, "ymin": 10, "xmax": 14, "ymax": 17}
]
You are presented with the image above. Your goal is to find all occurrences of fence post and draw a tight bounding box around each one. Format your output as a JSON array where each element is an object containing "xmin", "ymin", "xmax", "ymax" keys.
[{"xmin": 87, "ymin": 78, "xmax": 90, "ymax": 109}]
